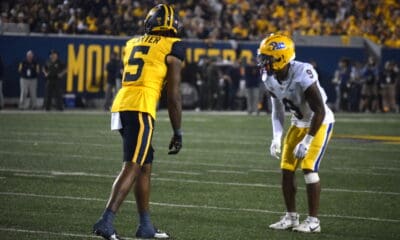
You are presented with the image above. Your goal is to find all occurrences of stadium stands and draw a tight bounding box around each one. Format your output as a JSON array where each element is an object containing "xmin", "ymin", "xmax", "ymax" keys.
[{"xmin": 0, "ymin": 0, "xmax": 399, "ymax": 48}]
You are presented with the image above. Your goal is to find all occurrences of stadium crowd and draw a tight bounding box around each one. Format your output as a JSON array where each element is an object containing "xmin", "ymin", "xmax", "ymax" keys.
[
  {"xmin": 0, "ymin": 0, "xmax": 399, "ymax": 48},
  {"xmin": 0, "ymin": 0, "xmax": 399, "ymax": 113}
]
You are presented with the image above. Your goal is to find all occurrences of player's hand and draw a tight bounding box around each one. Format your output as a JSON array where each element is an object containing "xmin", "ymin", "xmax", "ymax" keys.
[
  {"xmin": 270, "ymin": 139, "xmax": 281, "ymax": 159},
  {"xmin": 293, "ymin": 134, "xmax": 314, "ymax": 159},
  {"xmin": 168, "ymin": 133, "xmax": 182, "ymax": 155}
]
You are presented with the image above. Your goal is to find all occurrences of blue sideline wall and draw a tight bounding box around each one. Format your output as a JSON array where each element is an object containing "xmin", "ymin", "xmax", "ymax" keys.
[{"xmin": 1, "ymin": 34, "xmax": 389, "ymax": 105}]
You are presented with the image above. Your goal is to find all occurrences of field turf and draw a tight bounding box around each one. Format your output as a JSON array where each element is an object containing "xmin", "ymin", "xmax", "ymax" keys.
[{"xmin": 0, "ymin": 111, "xmax": 399, "ymax": 240}]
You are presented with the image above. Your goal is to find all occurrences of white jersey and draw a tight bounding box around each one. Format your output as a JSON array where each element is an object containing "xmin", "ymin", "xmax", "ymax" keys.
[{"xmin": 262, "ymin": 61, "xmax": 334, "ymax": 127}]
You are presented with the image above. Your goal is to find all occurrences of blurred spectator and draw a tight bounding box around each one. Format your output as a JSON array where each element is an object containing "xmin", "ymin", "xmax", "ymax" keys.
[
  {"xmin": 360, "ymin": 56, "xmax": 379, "ymax": 112},
  {"xmin": 0, "ymin": 0, "xmax": 399, "ymax": 48},
  {"xmin": 43, "ymin": 50, "xmax": 66, "ymax": 111},
  {"xmin": 226, "ymin": 59, "xmax": 242, "ymax": 110},
  {"xmin": 181, "ymin": 60, "xmax": 202, "ymax": 110},
  {"xmin": 349, "ymin": 61, "xmax": 364, "ymax": 112},
  {"xmin": 204, "ymin": 56, "xmax": 219, "ymax": 110},
  {"xmin": 104, "ymin": 52, "xmax": 122, "ymax": 111},
  {"xmin": 380, "ymin": 61, "xmax": 399, "ymax": 113},
  {"xmin": 332, "ymin": 58, "xmax": 351, "ymax": 112},
  {"xmin": 18, "ymin": 50, "xmax": 40, "ymax": 110},
  {"xmin": 244, "ymin": 58, "xmax": 261, "ymax": 115},
  {"xmin": 216, "ymin": 63, "xmax": 233, "ymax": 110},
  {"xmin": 0, "ymin": 55, "xmax": 4, "ymax": 110}
]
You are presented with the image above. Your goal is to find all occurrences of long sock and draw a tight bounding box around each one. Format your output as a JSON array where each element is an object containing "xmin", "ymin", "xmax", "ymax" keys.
[
  {"xmin": 139, "ymin": 211, "xmax": 152, "ymax": 227},
  {"xmin": 101, "ymin": 208, "xmax": 115, "ymax": 225}
]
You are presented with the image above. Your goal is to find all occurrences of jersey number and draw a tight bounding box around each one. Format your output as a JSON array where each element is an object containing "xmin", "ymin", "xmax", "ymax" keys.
[
  {"xmin": 283, "ymin": 98, "xmax": 303, "ymax": 119},
  {"xmin": 124, "ymin": 46, "xmax": 150, "ymax": 82}
]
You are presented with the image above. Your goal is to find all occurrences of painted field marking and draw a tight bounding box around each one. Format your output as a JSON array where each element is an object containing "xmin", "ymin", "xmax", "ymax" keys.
[
  {"xmin": 207, "ymin": 170, "xmax": 247, "ymax": 174},
  {"xmin": 1, "ymin": 168, "xmax": 399, "ymax": 196},
  {"xmin": 0, "ymin": 191, "xmax": 399, "ymax": 223},
  {"xmin": 0, "ymin": 227, "xmax": 103, "ymax": 239},
  {"xmin": 166, "ymin": 170, "xmax": 201, "ymax": 176}
]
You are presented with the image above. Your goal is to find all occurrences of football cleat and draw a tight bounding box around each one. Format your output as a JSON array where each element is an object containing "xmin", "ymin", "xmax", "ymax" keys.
[
  {"xmin": 269, "ymin": 213, "xmax": 299, "ymax": 230},
  {"xmin": 292, "ymin": 216, "xmax": 321, "ymax": 233},
  {"xmin": 135, "ymin": 225, "xmax": 170, "ymax": 239},
  {"xmin": 93, "ymin": 219, "xmax": 122, "ymax": 240}
]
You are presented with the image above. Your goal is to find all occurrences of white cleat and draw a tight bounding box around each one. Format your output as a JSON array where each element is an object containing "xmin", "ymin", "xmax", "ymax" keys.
[
  {"xmin": 269, "ymin": 213, "xmax": 299, "ymax": 230},
  {"xmin": 293, "ymin": 216, "xmax": 321, "ymax": 233},
  {"xmin": 153, "ymin": 229, "xmax": 170, "ymax": 239}
]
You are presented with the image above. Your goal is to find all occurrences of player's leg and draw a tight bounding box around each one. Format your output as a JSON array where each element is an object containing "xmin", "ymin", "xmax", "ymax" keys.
[
  {"xmin": 44, "ymin": 82, "xmax": 53, "ymax": 110},
  {"xmin": 93, "ymin": 112, "xmax": 151, "ymax": 240},
  {"xmin": 107, "ymin": 162, "xmax": 141, "ymax": 212},
  {"xmin": 133, "ymin": 123, "xmax": 169, "ymax": 239},
  {"xmin": 19, "ymin": 78, "xmax": 28, "ymax": 109},
  {"xmin": 282, "ymin": 169, "xmax": 297, "ymax": 213},
  {"xmin": 304, "ymin": 169, "xmax": 320, "ymax": 218},
  {"xmin": 293, "ymin": 123, "xmax": 333, "ymax": 233},
  {"xmin": 29, "ymin": 78, "xmax": 38, "ymax": 109},
  {"xmin": 269, "ymin": 125, "xmax": 302, "ymax": 230}
]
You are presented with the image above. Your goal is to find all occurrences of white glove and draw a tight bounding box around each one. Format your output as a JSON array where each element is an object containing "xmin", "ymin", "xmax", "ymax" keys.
[
  {"xmin": 293, "ymin": 134, "xmax": 314, "ymax": 159},
  {"xmin": 270, "ymin": 139, "xmax": 281, "ymax": 159}
]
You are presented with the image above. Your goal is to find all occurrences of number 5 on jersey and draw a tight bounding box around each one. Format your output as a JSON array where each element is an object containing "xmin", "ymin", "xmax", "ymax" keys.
[{"xmin": 124, "ymin": 46, "xmax": 150, "ymax": 82}]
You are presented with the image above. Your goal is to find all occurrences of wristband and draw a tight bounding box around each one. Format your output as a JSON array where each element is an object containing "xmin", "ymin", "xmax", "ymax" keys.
[
  {"xmin": 174, "ymin": 129, "xmax": 182, "ymax": 136},
  {"xmin": 303, "ymin": 134, "xmax": 314, "ymax": 145}
]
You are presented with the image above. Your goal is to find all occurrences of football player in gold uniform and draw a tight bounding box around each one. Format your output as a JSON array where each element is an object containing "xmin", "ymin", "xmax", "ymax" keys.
[
  {"xmin": 258, "ymin": 34, "xmax": 334, "ymax": 233},
  {"xmin": 93, "ymin": 4, "xmax": 184, "ymax": 239}
]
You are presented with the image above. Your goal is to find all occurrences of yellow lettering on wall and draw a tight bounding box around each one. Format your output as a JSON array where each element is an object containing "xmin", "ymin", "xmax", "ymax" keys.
[
  {"xmin": 103, "ymin": 45, "xmax": 110, "ymax": 91},
  {"xmin": 185, "ymin": 48, "xmax": 191, "ymax": 62},
  {"xmin": 67, "ymin": 44, "xmax": 85, "ymax": 92},
  {"xmin": 193, "ymin": 48, "xmax": 206, "ymax": 63},
  {"xmin": 207, "ymin": 49, "xmax": 220, "ymax": 58},
  {"xmin": 86, "ymin": 45, "xmax": 102, "ymax": 93},
  {"xmin": 239, "ymin": 50, "xmax": 254, "ymax": 63},
  {"xmin": 222, "ymin": 49, "xmax": 236, "ymax": 61}
]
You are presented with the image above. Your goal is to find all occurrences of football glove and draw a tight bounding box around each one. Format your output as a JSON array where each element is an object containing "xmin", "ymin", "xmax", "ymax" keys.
[
  {"xmin": 293, "ymin": 134, "xmax": 314, "ymax": 159},
  {"xmin": 270, "ymin": 138, "xmax": 281, "ymax": 159},
  {"xmin": 168, "ymin": 133, "xmax": 182, "ymax": 155}
]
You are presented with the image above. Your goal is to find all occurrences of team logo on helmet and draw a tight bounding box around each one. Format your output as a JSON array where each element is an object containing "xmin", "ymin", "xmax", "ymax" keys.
[{"xmin": 269, "ymin": 42, "xmax": 286, "ymax": 50}]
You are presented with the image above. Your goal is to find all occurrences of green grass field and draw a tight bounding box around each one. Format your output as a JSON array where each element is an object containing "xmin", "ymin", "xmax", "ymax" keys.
[{"xmin": 0, "ymin": 111, "xmax": 399, "ymax": 240}]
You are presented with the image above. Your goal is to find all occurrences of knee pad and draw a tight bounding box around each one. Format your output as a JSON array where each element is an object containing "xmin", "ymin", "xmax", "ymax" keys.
[{"xmin": 304, "ymin": 172, "xmax": 320, "ymax": 184}]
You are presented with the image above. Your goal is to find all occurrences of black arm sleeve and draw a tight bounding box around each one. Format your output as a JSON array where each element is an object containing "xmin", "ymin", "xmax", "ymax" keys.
[{"xmin": 170, "ymin": 41, "xmax": 185, "ymax": 62}]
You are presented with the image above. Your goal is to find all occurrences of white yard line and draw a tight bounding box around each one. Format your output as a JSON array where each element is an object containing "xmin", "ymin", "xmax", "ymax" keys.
[
  {"xmin": 0, "ymin": 227, "xmax": 110, "ymax": 239},
  {"xmin": 207, "ymin": 170, "xmax": 247, "ymax": 174},
  {"xmin": 166, "ymin": 170, "xmax": 201, "ymax": 176},
  {"xmin": 14, "ymin": 173, "xmax": 54, "ymax": 178},
  {"xmin": 0, "ymin": 191, "xmax": 399, "ymax": 223},
  {"xmin": 1, "ymin": 167, "xmax": 399, "ymax": 196}
]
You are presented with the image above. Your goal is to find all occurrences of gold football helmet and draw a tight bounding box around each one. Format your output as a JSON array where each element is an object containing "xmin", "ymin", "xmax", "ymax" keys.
[
  {"xmin": 144, "ymin": 4, "xmax": 181, "ymax": 35},
  {"xmin": 257, "ymin": 34, "xmax": 295, "ymax": 72}
]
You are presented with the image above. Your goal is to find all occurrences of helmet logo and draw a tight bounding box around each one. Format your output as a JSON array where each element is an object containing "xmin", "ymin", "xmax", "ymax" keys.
[
  {"xmin": 156, "ymin": 17, "xmax": 162, "ymax": 25},
  {"xmin": 269, "ymin": 42, "xmax": 286, "ymax": 50}
]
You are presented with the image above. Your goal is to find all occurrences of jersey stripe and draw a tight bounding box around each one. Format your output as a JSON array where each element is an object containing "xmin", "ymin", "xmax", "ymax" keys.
[
  {"xmin": 139, "ymin": 115, "xmax": 154, "ymax": 165},
  {"xmin": 313, "ymin": 123, "xmax": 333, "ymax": 171},
  {"xmin": 132, "ymin": 112, "xmax": 145, "ymax": 163}
]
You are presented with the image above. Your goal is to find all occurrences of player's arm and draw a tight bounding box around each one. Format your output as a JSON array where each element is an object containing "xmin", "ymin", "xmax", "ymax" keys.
[
  {"xmin": 305, "ymin": 83, "xmax": 325, "ymax": 136},
  {"xmin": 270, "ymin": 93, "xmax": 284, "ymax": 159},
  {"xmin": 293, "ymin": 82, "xmax": 325, "ymax": 159},
  {"xmin": 58, "ymin": 63, "xmax": 67, "ymax": 78},
  {"xmin": 42, "ymin": 64, "xmax": 48, "ymax": 77},
  {"xmin": 166, "ymin": 54, "xmax": 183, "ymax": 154}
]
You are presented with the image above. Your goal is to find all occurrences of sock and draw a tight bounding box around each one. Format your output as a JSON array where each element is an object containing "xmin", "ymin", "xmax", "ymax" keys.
[
  {"xmin": 139, "ymin": 211, "xmax": 152, "ymax": 227},
  {"xmin": 101, "ymin": 208, "xmax": 115, "ymax": 225}
]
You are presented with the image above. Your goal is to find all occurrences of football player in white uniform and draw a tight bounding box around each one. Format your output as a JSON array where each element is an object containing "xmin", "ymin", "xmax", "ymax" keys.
[{"xmin": 257, "ymin": 34, "xmax": 334, "ymax": 233}]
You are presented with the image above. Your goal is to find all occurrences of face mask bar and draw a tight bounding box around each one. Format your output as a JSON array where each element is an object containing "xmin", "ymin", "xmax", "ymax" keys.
[{"xmin": 257, "ymin": 53, "xmax": 274, "ymax": 75}]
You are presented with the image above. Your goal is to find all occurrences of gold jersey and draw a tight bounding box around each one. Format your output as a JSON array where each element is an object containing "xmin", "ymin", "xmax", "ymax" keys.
[{"xmin": 111, "ymin": 34, "xmax": 184, "ymax": 119}]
